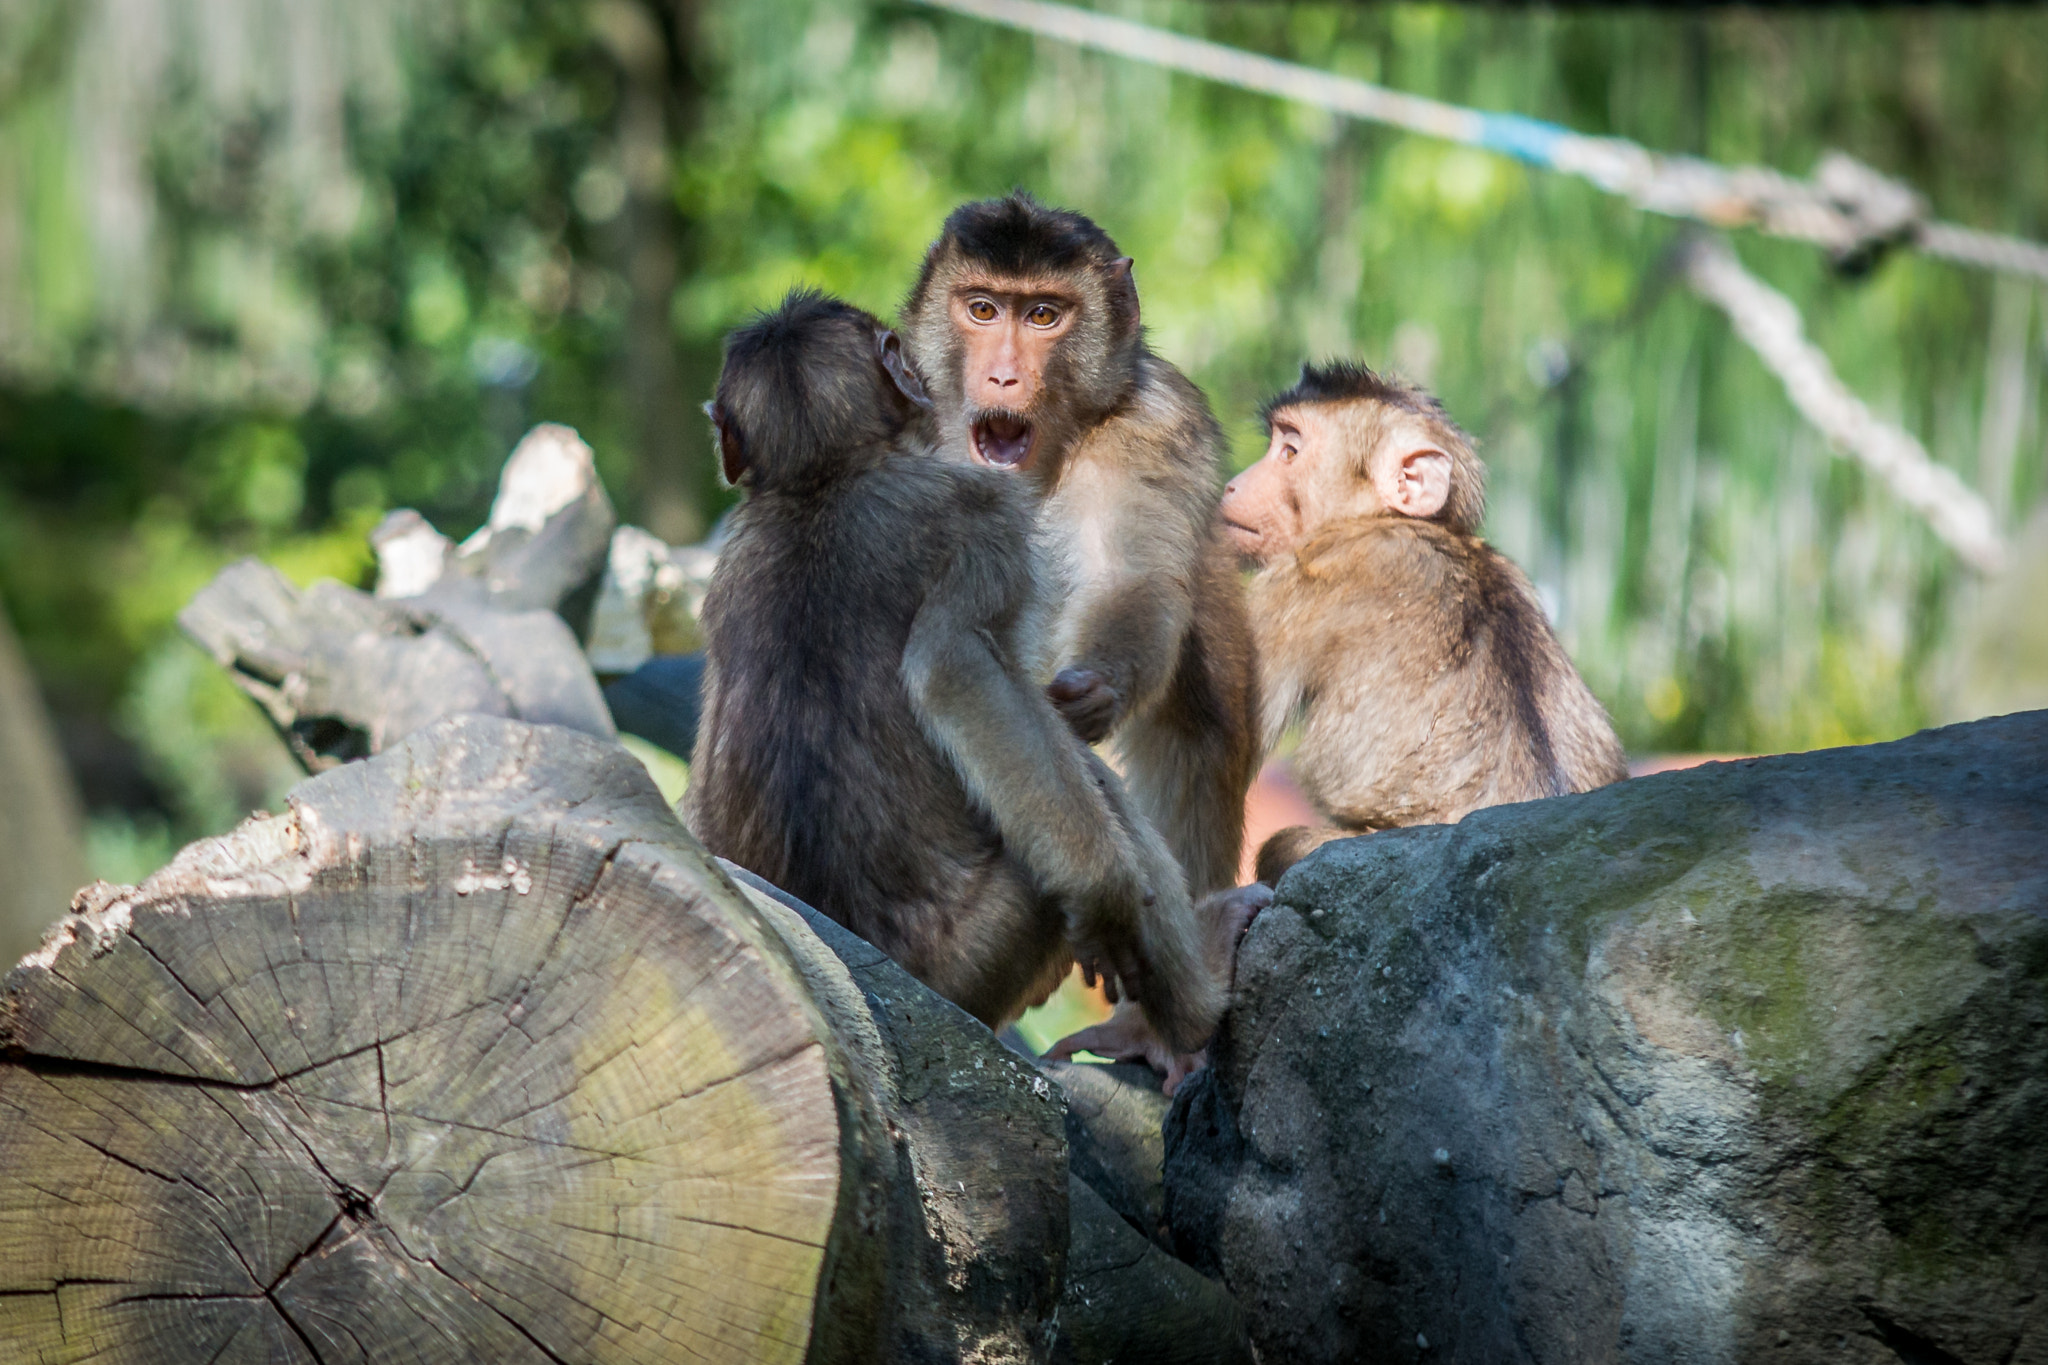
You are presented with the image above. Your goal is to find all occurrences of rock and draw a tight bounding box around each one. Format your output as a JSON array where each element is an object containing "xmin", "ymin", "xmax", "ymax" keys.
[{"xmin": 1165, "ymin": 711, "xmax": 2048, "ymax": 1365}]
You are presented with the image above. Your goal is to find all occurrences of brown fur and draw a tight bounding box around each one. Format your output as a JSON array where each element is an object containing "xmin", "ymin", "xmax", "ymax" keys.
[
  {"xmin": 903, "ymin": 193, "xmax": 1260, "ymax": 900},
  {"xmin": 1231, "ymin": 364, "xmax": 1628, "ymax": 881},
  {"xmin": 688, "ymin": 290, "xmax": 1223, "ymax": 1047}
]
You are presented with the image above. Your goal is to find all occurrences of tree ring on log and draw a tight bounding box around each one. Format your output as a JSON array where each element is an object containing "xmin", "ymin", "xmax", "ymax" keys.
[{"xmin": 1, "ymin": 716, "xmax": 844, "ymax": 1364}]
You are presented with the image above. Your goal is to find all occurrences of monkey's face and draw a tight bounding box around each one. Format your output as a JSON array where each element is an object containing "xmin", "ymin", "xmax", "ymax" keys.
[
  {"xmin": 1224, "ymin": 403, "xmax": 1461, "ymax": 562},
  {"xmin": 1221, "ymin": 410, "xmax": 1320, "ymax": 565},
  {"xmin": 946, "ymin": 280, "xmax": 1081, "ymax": 476}
]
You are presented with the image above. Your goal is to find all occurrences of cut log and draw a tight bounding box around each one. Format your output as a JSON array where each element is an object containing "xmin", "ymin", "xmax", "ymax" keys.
[
  {"xmin": 179, "ymin": 559, "xmax": 614, "ymax": 770},
  {"xmin": 0, "ymin": 715, "xmax": 1067, "ymax": 1363},
  {"xmin": 724, "ymin": 867, "xmax": 1254, "ymax": 1365},
  {"xmin": 1165, "ymin": 711, "xmax": 2048, "ymax": 1364}
]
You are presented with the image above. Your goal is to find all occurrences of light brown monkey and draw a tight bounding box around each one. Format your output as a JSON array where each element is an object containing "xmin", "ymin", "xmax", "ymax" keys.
[
  {"xmin": 687, "ymin": 290, "xmax": 1223, "ymax": 1050},
  {"xmin": 1056, "ymin": 364, "xmax": 1628, "ymax": 1082},
  {"xmin": 900, "ymin": 193, "xmax": 1260, "ymax": 903},
  {"xmin": 1225, "ymin": 361, "xmax": 1629, "ymax": 882}
]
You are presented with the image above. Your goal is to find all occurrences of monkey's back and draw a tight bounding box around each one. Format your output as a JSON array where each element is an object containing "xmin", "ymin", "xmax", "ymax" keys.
[
  {"xmin": 1261, "ymin": 517, "xmax": 1626, "ymax": 828},
  {"xmin": 689, "ymin": 456, "xmax": 1044, "ymax": 979}
]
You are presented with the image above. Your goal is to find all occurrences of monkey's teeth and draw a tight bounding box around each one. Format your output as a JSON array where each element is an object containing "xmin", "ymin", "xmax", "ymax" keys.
[{"xmin": 974, "ymin": 416, "xmax": 1033, "ymax": 468}]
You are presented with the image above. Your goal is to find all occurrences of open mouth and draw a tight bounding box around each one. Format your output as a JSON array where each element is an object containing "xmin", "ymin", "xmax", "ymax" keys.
[{"xmin": 971, "ymin": 413, "xmax": 1034, "ymax": 469}]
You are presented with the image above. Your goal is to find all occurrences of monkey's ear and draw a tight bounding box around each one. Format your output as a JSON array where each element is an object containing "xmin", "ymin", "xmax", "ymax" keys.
[
  {"xmin": 705, "ymin": 400, "xmax": 745, "ymax": 485},
  {"xmin": 1382, "ymin": 447, "xmax": 1454, "ymax": 520},
  {"xmin": 1108, "ymin": 256, "xmax": 1140, "ymax": 328},
  {"xmin": 875, "ymin": 328, "xmax": 932, "ymax": 409}
]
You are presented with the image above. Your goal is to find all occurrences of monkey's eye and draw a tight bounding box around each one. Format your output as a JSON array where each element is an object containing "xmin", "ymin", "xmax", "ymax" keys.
[
  {"xmin": 1025, "ymin": 303, "xmax": 1061, "ymax": 327},
  {"xmin": 967, "ymin": 298, "xmax": 999, "ymax": 323},
  {"xmin": 1281, "ymin": 444, "xmax": 1298, "ymax": 462}
]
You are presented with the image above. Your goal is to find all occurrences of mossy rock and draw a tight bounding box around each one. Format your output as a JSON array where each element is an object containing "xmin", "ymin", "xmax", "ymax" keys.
[{"xmin": 1166, "ymin": 711, "xmax": 2048, "ymax": 1365}]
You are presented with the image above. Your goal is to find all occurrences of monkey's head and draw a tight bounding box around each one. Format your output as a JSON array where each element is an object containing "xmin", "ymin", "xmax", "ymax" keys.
[
  {"xmin": 902, "ymin": 192, "xmax": 1142, "ymax": 487},
  {"xmin": 707, "ymin": 289, "xmax": 931, "ymax": 493},
  {"xmin": 1222, "ymin": 362, "xmax": 1485, "ymax": 564}
]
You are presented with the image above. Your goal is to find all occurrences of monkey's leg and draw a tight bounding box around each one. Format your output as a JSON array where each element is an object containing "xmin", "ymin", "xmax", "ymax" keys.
[
  {"xmin": 1254, "ymin": 824, "xmax": 1379, "ymax": 885},
  {"xmin": 918, "ymin": 865, "xmax": 1076, "ymax": 1032}
]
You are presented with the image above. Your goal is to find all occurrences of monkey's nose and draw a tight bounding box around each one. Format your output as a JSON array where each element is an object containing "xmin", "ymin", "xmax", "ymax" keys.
[{"xmin": 988, "ymin": 374, "xmax": 1018, "ymax": 388}]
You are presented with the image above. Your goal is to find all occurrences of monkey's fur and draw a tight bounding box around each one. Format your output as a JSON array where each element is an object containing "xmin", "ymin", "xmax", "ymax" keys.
[
  {"xmin": 688, "ymin": 290, "xmax": 1223, "ymax": 1048},
  {"xmin": 901, "ymin": 193, "xmax": 1259, "ymax": 899},
  {"xmin": 1243, "ymin": 363, "xmax": 1628, "ymax": 882}
]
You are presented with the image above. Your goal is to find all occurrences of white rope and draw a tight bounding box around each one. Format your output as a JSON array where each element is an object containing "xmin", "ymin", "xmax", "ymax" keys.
[
  {"xmin": 919, "ymin": 0, "xmax": 2018, "ymax": 573},
  {"xmin": 1679, "ymin": 235, "xmax": 2006, "ymax": 575},
  {"xmin": 916, "ymin": 0, "xmax": 2048, "ymax": 287}
]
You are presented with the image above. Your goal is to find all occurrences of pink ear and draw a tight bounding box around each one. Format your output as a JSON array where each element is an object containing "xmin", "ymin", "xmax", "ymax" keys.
[{"xmin": 1383, "ymin": 448, "xmax": 1453, "ymax": 520}]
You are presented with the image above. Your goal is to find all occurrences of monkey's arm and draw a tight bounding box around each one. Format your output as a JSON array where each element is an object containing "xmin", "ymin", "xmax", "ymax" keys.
[
  {"xmin": 903, "ymin": 547, "xmax": 1223, "ymax": 1050},
  {"xmin": 1049, "ymin": 570, "xmax": 1195, "ymax": 743},
  {"xmin": 902, "ymin": 549, "xmax": 1142, "ymax": 902}
]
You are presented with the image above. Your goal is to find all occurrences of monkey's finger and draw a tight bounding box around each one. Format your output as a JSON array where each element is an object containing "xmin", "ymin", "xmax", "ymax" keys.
[{"xmin": 1161, "ymin": 1050, "xmax": 1207, "ymax": 1098}]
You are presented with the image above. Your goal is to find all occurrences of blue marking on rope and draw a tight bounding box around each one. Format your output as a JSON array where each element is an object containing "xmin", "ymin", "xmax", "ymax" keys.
[{"xmin": 1475, "ymin": 113, "xmax": 1567, "ymax": 166}]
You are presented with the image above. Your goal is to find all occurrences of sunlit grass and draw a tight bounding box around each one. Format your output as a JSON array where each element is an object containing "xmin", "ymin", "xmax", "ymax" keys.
[{"xmin": 620, "ymin": 734, "xmax": 690, "ymax": 809}]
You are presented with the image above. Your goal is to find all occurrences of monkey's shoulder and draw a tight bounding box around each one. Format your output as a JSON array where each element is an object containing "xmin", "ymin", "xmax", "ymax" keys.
[
  {"xmin": 1293, "ymin": 517, "xmax": 1477, "ymax": 585},
  {"xmin": 1074, "ymin": 354, "xmax": 1226, "ymax": 481},
  {"xmin": 1283, "ymin": 518, "xmax": 1550, "ymax": 634}
]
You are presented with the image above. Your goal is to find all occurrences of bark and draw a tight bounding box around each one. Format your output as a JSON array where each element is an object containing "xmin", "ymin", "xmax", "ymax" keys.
[{"xmin": 1165, "ymin": 710, "xmax": 2048, "ymax": 1365}]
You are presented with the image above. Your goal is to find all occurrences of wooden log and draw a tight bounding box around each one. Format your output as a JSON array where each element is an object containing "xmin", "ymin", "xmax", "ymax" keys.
[
  {"xmin": 179, "ymin": 560, "xmax": 614, "ymax": 770},
  {"xmin": 1055, "ymin": 1176, "xmax": 1255, "ymax": 1365},
  {"xmin": 0, "ymin": 715, "xmax": 1068, "ymax": 1363},
  {"xmin": 584, "ymin": 526, "xmax": 715, "ymax": 676},
  {"xmin": 421, "ymin": 424, "xmax": 616, "ymax": 620},
  {"xmin": 1046, "ymin": 1059, "xmax": 1173, "ymax": 1253},
  {"xmin": 1165, "ymin": 711, "xmax": 2048, "ymax": 1364}
]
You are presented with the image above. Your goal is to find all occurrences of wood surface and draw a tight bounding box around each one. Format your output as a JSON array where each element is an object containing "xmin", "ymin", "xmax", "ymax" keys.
[
  {"xmin": 1, "ymin": 717, "xmax": 844, "ymax": 1363},
  {"xmin": 0, "ymin": 716, "xmax": 1122, "ymax": 1363}
]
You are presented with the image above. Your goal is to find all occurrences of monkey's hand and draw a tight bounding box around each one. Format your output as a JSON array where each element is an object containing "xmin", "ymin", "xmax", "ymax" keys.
[
  {"xmin": 1047, "ymin": 667, "xmax": 1121, "ymax": 744},
  {"xmin": 1045, "ymin": 1002, "xmax": 1208, "ymax": 1098}
]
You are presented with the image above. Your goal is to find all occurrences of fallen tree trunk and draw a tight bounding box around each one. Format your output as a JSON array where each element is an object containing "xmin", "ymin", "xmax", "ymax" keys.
[
  {"xmin": 0, "ymin": 715, "xmax": 1067, "ymax": 1363},
  {"xmin": 0, "ymin": 715, "xmax": 1254, "ymax": 1364},
  {"xmin": 1165, "ymin": 710, "xmax": 2048, "ymax": 1365}
]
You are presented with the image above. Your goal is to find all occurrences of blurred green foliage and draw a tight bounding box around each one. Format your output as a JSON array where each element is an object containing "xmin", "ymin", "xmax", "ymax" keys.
[{"xmin": 0, "ymin": 0, "xmax": 2043, "ymax": 875}]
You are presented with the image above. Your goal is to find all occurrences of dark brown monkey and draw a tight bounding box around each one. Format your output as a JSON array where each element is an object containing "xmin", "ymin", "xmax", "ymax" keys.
[
  {"xmin": 900, "ymin": 193, "xmax": 1259, "ymax": 901},
  {"xmin": 1224, "ymin": 362, "xmax": 1629, "ymax": 882},
  {"xmin": 687, "ymin": 289, "xmax": 1223, "ymax": 1050}
]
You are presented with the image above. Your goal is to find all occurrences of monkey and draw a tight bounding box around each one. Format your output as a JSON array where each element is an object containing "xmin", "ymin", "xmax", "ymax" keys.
[
  {"xmin": 1224, "ymin": 361, "xmax": 1630, "ymax": 883},
  {"xmin": 1050, "ymin": 363, "xmax": 1627, "ymax": 1085},
  {"xmin": 899, "ymin": 193, "xmax": 1260, "ymax": 905},
  {"xmin": 686, "ymin": 289, "xmax": 1224, "ymax": 1052}
]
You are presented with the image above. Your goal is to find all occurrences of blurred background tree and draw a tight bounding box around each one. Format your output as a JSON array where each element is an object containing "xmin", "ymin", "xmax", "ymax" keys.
[{"xmin": 1, "ymin": 0, "xmax": 2043, "ymax": 914}]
